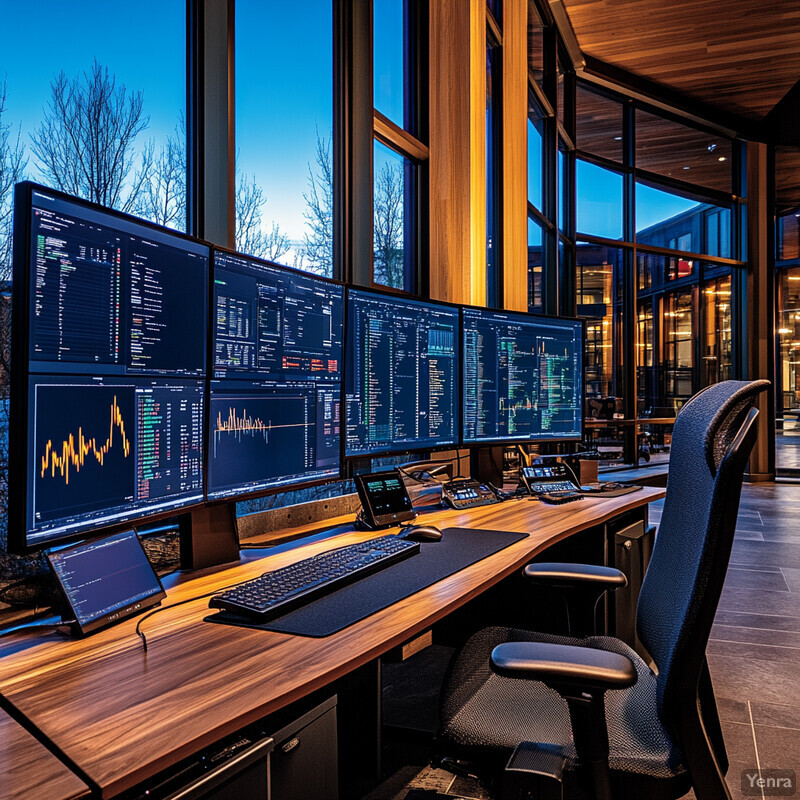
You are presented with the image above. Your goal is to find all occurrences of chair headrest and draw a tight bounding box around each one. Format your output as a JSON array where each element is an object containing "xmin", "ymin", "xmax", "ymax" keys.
[{"xmin": 698, "ymin": 380, "xmax": 770, "ymax": 475}]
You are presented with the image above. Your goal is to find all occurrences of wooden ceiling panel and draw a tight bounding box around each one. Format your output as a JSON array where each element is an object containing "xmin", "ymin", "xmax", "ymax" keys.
[{"xmin": 562, "ymin": 0, "xmax": 800, "ymax": 120}]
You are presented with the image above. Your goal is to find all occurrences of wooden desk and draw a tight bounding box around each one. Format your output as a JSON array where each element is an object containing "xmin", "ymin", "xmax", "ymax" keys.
[
  {"xmin": 0, "ymin": 709, "xmax": 89, "ymax": 799},
  {"xmin": 0, "ymin": 489, "xmax": 663, "ymax": 798}
]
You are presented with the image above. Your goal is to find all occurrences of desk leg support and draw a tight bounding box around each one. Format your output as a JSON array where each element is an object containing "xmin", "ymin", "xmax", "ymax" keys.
[{"xmin": 336, "ymin": 659, "xmax": 382, "ymax": 800}]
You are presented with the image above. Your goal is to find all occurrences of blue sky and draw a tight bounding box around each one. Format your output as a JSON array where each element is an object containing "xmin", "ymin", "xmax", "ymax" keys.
[
  {"xmin": 0, "ymin": 0, "xmax": 706, "ymax": 251},
  {"xmin": 0, "ymin": 0, "xmax": 184, "ymax": 156}
]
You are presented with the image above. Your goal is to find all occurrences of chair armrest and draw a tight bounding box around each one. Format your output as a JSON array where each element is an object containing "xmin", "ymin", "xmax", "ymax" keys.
[
  {"xmin": 523, "ymin": 562, "xmax": 627, "ymax": 590},
  {"xmin": 490, "ymin": 641, "xmax": 637, "ymax": 692}
]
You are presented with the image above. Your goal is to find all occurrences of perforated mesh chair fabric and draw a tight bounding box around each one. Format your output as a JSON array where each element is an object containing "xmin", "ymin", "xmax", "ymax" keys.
[
  {"xmin": 437, "ymin": 380, "xmax": 769, "ymax": 799},
  {"xmin": 636, "ymin": 380, "xmax": 769, "ymax": 725},
  {"xmin": 439, "ymin": 626, "xmax": 685, "ymax": 782}
]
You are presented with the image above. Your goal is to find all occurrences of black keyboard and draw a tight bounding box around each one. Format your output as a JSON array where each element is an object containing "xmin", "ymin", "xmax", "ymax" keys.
[{"xmin": 209, "ymin": 535, "xmax": 420, "ymax": 621}]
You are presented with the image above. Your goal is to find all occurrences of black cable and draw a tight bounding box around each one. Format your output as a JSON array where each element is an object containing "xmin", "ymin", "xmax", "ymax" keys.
[
  {"xmin": 135, "ymin": 580, "xmax": 241, "ymax": 653},
  {"xmin": 0, "ymin": 618, "xmax": 76, "ymax": 638}
]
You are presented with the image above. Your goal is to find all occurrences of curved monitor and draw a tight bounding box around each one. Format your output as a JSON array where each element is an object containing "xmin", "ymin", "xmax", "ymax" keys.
[
  {"xmin": 206, "ymin": 249, "xmax": 343, "ymax": 501},
  {"xmin": 461, "ymin": 307, "xmax": 583, "ymax": 444},
  {"xmin": 10, "ymin": 183, "xmax": 208, "ymax": 552},
  {"xmin": 345, "ymin": 288, "xmax": 460, "ymax": 457}
]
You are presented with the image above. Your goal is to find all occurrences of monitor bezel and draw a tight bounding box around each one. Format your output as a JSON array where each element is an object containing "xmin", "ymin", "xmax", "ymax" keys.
[
  {"xmin": 343, "ymin": 285, "xmax": 463, "ymax": 460},
  {"xmin": 203, "ymin": 245, "xmax": 346, "ymax": 506},
  {"xmin": 9, "ymin": 181, "xmax": 211, "ymax": 554},
  {"xmin": 458, "ymin": 302, "xmax": 586, "ymax": 448}
]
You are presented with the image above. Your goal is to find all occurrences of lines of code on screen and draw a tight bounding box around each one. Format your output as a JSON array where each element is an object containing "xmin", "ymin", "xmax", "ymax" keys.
[
  {"xmin": 462, "ymin": 309, "xmax": 583, "ymax": 443},
  {"xmin": 345, "ymin": 290, "xmax": 459, "ymax": 456},
  {"xmin": 28, "ymin": 191, "xmax": 208, "ymax": 377}
]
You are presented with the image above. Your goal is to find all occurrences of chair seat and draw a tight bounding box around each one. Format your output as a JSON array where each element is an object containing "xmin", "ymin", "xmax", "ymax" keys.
[{"xmin": 438, "ymin": 626, "xmax": 690, "ymax": 796}]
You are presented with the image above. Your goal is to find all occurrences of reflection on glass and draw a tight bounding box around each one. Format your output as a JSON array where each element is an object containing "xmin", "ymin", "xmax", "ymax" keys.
[
  {"xmin": 486, "ymin": 35, "xmax": 502, "ymax": 307},
  {"xmin": 576, "ymin": 85, "xmax": 622, "ymax": 163},
  {"xmin": 237, "ymin": 0, "xmax": 333, "ymax": 275},
  {"xmin": 577, "ymin": 159, "xmax": 623, "ymax": 240},
  {"xmin": 374, "ymin": 0, "xmax": 405, "ymax": 128},
  {"xmin": 778, "ymin": 210, "xmax": 800, "ymax": 262},
  {"xmin": 373, "ymin": 140, "xmax": 410, "ymax": 290},
  {"xmin": 527, "ymin": 219, "xmax": 543, "ymax": 313},
  {"xmin": 528, "ymin": 98, "xmax": 544, "ymax": 210},
  {"xmin": 577, "ymin": 243, "xmax": 621, "ymax": 400},
  {"xmin": 777, "ymin": 268, "xmax": 800, "ymax": 471},
  {"xmin": 637, "ymin": 252, "xmax": 694, "ymax": 286},
  {"xmin": 702, "ymin": 275, "xmax": 732, "ymax": 387},
  {"xmin": 636, "ymin": 182, "xmax": 731, "ymax": 258},
  {"xmin": 527, "ymin": 0, "xmax": 544, "ymax": 89},
  {"xmin": 558, "ymin": 146, "xmax": 567, "ymax": 231},
  {"xmin": 635, "ymin": 108, "xmax": 732, "ymax": 193},
  {"xmin": 663, "ymin": 290, "xmax": 694, "ymax": 409}
]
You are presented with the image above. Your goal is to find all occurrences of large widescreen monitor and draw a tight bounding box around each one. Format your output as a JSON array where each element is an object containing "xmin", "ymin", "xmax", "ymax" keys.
[
  {"xmin": 462, "ymin": 307, "xmax": 583, "ymax": 444},
  {"xmin": 206, "ymin": 250, "xmax": 343, "ymax": 501},
  {"xmin": 345, "ymin": 288, "xmax": 459, "ymax": 457},
  {"xmin": 10, "ymin": 183, "xmax": 208, "ymax": 551}
]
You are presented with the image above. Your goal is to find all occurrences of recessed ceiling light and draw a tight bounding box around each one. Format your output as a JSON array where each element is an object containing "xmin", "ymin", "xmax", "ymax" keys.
[
  {"xmin": 708, "ymin": 144, "xmax": 718, "ymax": 152},
  {"xmin": 683, "ymin": 166, "xmax": 691, "ymax": 170},
  {"xmin": 718, "ymin": 156, "xmax": 727, "ymax": 162},
  {"xmin": 613, "ymin": 136, "xmax": 622, "ymax": 140}
]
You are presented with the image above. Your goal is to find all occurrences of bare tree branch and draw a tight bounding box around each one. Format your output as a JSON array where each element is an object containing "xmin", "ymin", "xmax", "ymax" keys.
[
  {"xmin": 29, "ymin": 60, "xmax": 149, "ymax": 213},
  {"xmin": 235, "ymin": 169, "xmax": 290, "ymax": 262},
  {"xmin": 297, "ymin": 127, "xmax": 334, "ymax": 276},
  {"xmin": 0, "ymin": 83, "xmax": 27, "ymax": 282},
  {"xmin": 373, "ymin": 160, "xmax": 404, "ymax": 288},
  {"xmin": 132, "ymin": 115, "xmax": 187, "ymax": 230}
]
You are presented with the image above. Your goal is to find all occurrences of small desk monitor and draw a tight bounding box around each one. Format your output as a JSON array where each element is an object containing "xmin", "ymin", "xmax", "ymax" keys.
[
  {"xmin": 47, "ymin": 530, "xmax": 166, "ymax": 635},
  {"xmin": 355, "ymin": 470, "xmax": 416, "ymax": 529}
]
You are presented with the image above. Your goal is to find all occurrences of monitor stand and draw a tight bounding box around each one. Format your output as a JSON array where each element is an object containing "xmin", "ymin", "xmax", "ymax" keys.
[
  {"xmin": 179, "ymin": 504, "xmax": 240, "ymax": 570},
  {"xmin": 470, "ymin": 446, "xmax": 504, "ymax": 487}
]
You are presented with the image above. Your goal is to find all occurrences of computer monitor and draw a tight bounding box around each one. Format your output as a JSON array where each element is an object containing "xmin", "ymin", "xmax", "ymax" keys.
[
  {"xmin": 462, "ymin": 307, "xmax": 584, "ymax": 444},
  {"xmin": 345, "ymin": 288, "xmax": 459, "ymax": 457},
  {"xmin": 206, "ymin": 249, "xmax": 343, "ymax": 500},
  {"xmin": 10, "ymin": 183, "xmax": 208, "ymax": 552}
]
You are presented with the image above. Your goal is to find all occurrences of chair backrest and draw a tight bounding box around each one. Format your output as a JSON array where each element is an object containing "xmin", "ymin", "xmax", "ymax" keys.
[{"xmin": 636, "ymin": 379, "xmax": 769, "ymax": 731}]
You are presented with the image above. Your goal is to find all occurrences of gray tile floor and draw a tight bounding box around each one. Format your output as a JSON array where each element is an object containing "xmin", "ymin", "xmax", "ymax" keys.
[
  {"xmin": 372, "ymin": 482, "xmax": 800, "ymax": 800},
  {"xmin": 650, "ymin": 483, "xmax": 800, "ymax": 800}
]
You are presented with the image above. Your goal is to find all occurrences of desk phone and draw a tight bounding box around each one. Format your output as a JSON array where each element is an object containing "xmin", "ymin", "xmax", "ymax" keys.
[
  {"xmin": 441, "ymin": 477, "xmax": 501, "ymax": 510},
  {"xmin": 521, "ymin": 464, "xmax": 584, "ymax": 505}
]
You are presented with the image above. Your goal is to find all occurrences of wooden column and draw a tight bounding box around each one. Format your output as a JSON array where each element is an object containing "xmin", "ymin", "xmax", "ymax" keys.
[
  {"xmin": 429, "ymin": 0, "xmax": 487, "ymax": 306},
  {"xmin": 502, "ymin": 0, "xmax": 529, "ymax": 312},
  {"xmin": 746, "ymin": 141, "xmax": 775, "ymax": 481}
]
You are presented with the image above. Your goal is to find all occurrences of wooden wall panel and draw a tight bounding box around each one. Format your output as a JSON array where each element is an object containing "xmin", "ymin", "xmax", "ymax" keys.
[
  {"xmin": 503, "ymin": 0, "xmax": 529, "ymax": 312},
  {"xmin": 429, "ymin": 0, "xmax": 486, "ymax": 306}
]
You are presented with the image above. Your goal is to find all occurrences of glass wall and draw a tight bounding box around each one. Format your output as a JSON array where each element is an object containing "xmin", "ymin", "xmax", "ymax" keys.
[
  {"xmin": 0, "ymin": 0, "xmax": 186, "ymax": 237},
  {"xmin": 775, "ymin": 147, "xmax": 800, "ymax": 473},
  {"xmin": 569, "ymin": 78, "xmax": 745, "ymax": 468},
  {"xmin": 236, "ymin": 0, "xmax": 333, "ymax": 274}
]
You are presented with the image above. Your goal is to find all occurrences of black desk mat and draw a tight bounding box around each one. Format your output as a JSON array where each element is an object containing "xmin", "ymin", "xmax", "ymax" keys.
[{"xmin": 205, "ymin": 527, "xmax": 527, "ymax": 638}]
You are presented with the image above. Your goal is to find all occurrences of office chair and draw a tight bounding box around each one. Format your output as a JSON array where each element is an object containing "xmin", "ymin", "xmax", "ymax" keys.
[{"xmin": 436, "ymin": 379, "xmax": 769, "ymax": 800}]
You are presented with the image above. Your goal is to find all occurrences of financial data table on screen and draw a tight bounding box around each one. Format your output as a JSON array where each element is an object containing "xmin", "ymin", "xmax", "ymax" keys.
[
  {"xmin": 207, "ymin": 250, "xmax": 343, "ymax": 500},
  {"xmin": 17, "ymin": 187, "xmax": 209, "ymax": 549},
  {"xmin": 345, "ymin": 289, "xmax": 459, "ymax": 456},
  {"xmin": 462, "ymin": 308, "xmax": 583, "ymax": 443}
]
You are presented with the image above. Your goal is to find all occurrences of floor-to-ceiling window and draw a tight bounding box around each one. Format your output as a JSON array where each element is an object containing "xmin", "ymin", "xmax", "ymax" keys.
[
  {"xmin": 236, "ymin": 0, "xmax": 333, "ymax": 275},
  {"xmin": 571, "ymin": 80, "xmax": 745, "ymax": 468},
  {"xmin": 775, "ymin": 146, "xmax": 800, "ymax": 474}
]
